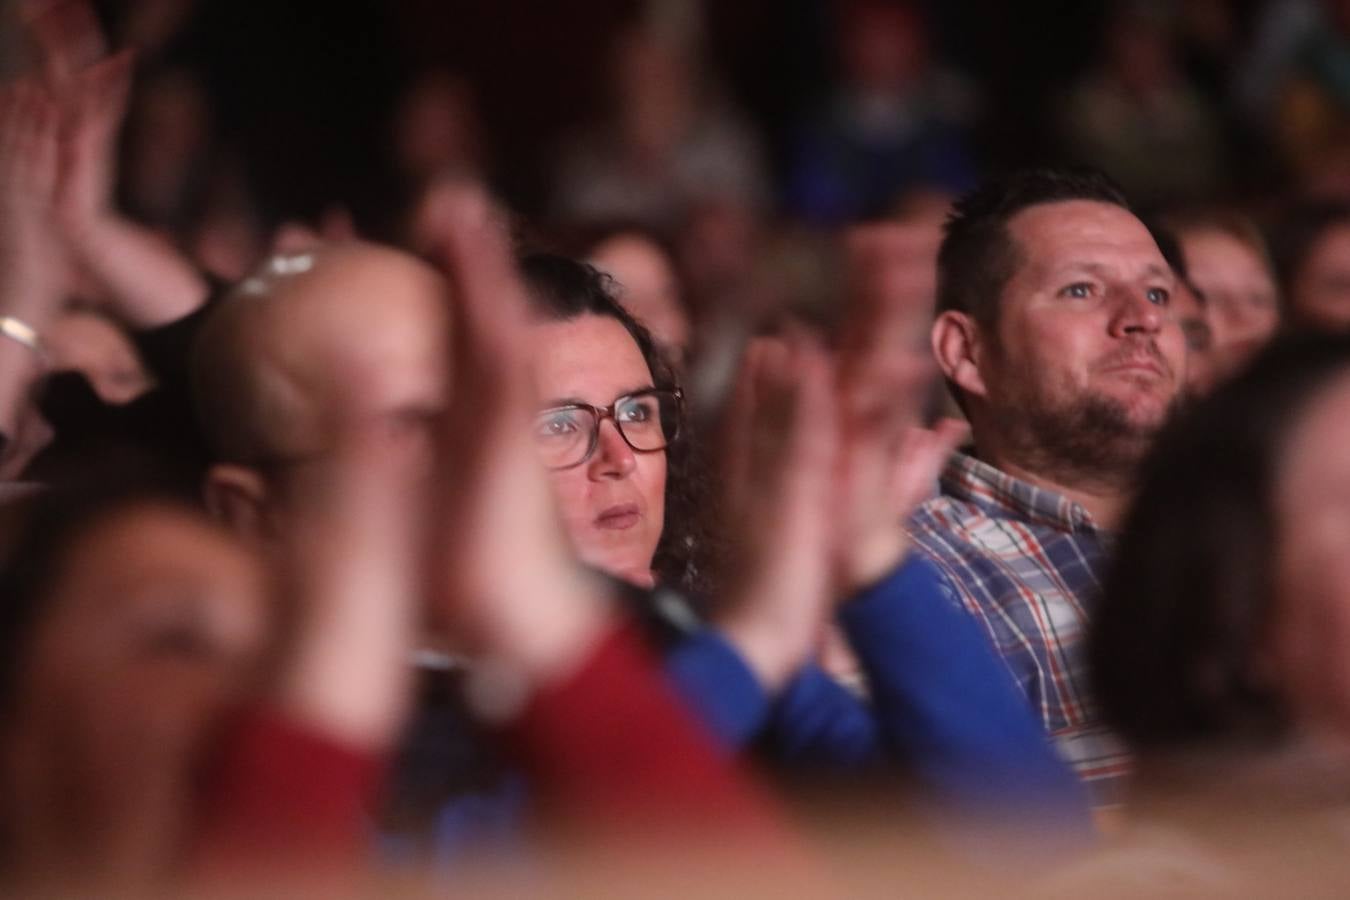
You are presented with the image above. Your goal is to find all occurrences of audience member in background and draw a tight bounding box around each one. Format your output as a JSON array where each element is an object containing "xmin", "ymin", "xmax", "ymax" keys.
[
  {"xmin": 1084, "ymin": 332, "xmax": 1350, "ymax": 888},
  {"xmin": 786, "ymin": 0, "xmax": 977, "ymax": 225},
  {"xmin": 393, "ymin": 68, "xmax": 485, "ymax": 189},
  {"xmin": 1240, "ymin": 0, "xmax": 1350, "ymax": 193},
  {"xmin": 1158, "ymin": 207, "xmax": 1281, "ymax": 387},
  {"xmin": 586, "ymin": 229, "xmax": 693, "ymax": 368},
  {"xmin": 1147, "ymin": 223, "xmax": 1214, "ymax": 399},
  {"xmin": 911, "ymin": 168, "xmax": 1186, "ymax": 809},
  {"xmin": 116, "ymin": 65, "xmax": 263, "ymax": 281},
  {"xmin": 1272, "ymin": 200, "xmax": 1350, "ymax": 331},
  {"xmin": 1059, "ymin": 2, "xmax": 1225, "ymax": 207},
  {"xmin": 550, "ymin": 21, "xmax": 771, "ymax": 231}
]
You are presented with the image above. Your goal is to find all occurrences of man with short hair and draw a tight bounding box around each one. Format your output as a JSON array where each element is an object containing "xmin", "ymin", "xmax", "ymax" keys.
[{"xmin": 910, "ymin": 168, "xmax": 1187, "ymax": 806}]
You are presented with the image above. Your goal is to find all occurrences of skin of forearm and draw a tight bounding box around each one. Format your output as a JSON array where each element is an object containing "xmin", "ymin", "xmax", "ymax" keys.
[
  {"xmin": 0, "ymin": 340, "xmax": 41, "ymax": 442},
  {"xmin": 66, "ymin": 215, "xmax": 208, "ymax": 329}
]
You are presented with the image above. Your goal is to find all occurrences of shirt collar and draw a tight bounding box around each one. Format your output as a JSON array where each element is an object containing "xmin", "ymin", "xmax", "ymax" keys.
[{"xmin": 939, "ymin": 451, "xmax": 1101, "ymax": 535}]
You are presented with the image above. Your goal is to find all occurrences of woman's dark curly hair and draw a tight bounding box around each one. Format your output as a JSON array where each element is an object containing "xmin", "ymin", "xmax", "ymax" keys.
[
  {"xmin": 518, "ymin": 252, "xmax": 713, "ymax": 594},
  {"xmin": 1091, "ymin": 331, "xmax": 1350, "ymax": 754}
]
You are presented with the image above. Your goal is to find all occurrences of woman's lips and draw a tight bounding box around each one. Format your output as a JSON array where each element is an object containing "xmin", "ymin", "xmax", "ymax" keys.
[{"xmin": 594, "ymin": 504, "xmax": 641, "ymax": 530}]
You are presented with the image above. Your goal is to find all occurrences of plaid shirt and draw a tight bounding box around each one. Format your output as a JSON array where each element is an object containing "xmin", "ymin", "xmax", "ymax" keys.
[{"xmin": 906, "ymin": 452, "xmax": 1131, "ymax": 806}]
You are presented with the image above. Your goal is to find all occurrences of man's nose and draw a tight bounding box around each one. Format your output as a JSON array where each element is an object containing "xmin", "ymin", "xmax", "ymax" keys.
[{"xmin": 1109, "ymin": 286, "xmax": 1166, "ymax": 337}]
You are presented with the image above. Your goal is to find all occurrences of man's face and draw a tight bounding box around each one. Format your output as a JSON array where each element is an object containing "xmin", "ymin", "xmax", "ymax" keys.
[{"xmin": 975, "ymin": 200, "xmax": 1186, "ymax": 477}]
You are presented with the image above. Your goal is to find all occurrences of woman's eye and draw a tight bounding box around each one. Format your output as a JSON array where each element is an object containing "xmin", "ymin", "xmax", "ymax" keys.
[
  {"xmin": 617, "ymin": 399, "xmax": 654, "ymax": 423},
  {"xmin": 1146, "ymin": 287, "xmax": 1171, "ymax": 306},
  {"xmin": 535, "ymin": 411, "xmax": 580, "ymax": 438},
  {"xmin": 1061, "ymin": 282, "xmax": 1094, "ymax": 299}
]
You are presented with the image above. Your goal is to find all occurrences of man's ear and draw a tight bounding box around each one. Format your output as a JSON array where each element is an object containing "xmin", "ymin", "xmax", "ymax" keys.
[
  {"xmin": 203, "ymin": 464, "xmax": 273, "ymax": 542},
  {"xmin": 931, "ymin": 311, "xmax": 989, "ymax": 401}
]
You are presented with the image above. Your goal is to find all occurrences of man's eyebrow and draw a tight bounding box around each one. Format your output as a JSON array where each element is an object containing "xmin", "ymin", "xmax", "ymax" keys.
[
  {"xmin": 1051, "ymin": 261, "xmax": 1177, "ymax": 281},
  {"xmin": 1141, "ymin": 262, "xmax": 1177, "ymax": 281}
]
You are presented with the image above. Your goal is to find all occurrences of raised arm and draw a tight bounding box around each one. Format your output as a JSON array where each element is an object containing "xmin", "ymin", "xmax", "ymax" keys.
[
  {"xmin": 26, "ymin": 0, "xmax": 208, "ymax": 331},
  {"xmin": 0, "ymin": 80, "xmax": 64, "ymax": 473}
]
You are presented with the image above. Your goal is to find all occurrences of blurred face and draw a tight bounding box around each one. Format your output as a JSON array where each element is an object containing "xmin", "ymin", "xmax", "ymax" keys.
[
  {"xmin": 255, "ymin": 250, "xmax": 450, "ymax": 476},
  {"xmin": 16, "ymin": 504, "xmax": 267, "ymax": 744},
  {"xmin": 1180, "ymin": 229, "xmax": 1280, "ymax": 369},
  {"xmin": 588, "ymin": 234, "xmax": 690, "ymax": 365},
  {"xmin": 530, "ymin": 314, "xmax": 667, "ymax": 587},
  {"xmin": 1272, "ymin": 371, "xmax": 1350, "ymax": 740},
  {"xmin": 976, "ymin": 200, "xmax": 1186, "ymax": 476},
  {"xmin": 5, "ymin": 503, "xmax": 268, "ymax": 871},
  {"xmin": 1170, "ymin": 277, "xmax": 1217, "ymax": 398},
  {"xmin": 1291, "ymin": 224, "xmax": 1350, "ymax": 331}
]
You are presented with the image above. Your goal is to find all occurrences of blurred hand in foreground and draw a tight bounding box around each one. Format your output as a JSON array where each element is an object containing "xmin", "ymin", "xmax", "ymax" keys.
[{"xmin": 25, "ymin": 0, "xmax": 207, "ymax": 328}]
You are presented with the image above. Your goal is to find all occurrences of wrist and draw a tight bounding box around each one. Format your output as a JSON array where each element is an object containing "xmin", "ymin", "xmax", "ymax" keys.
[
  {"xmin": 716, "ymin": 604, "xmax": 810, "ymax": 692},
  {"xmin": 840, "ymin": 531, "xmax": 911, "ymax": 597}
]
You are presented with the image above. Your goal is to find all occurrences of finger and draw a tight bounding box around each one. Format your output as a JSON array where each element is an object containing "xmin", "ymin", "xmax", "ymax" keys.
[
  {"xmin": 27, "ymin": 87, "xmax": 61, "ymax": 195},
  {"xmin": 0, "ymin": 86, "xmax": 21, "ymax": 163},
  {"xmin": 82, "ymin": 47, "xmax": 134, "ymax": 112},
  {"xmin": 429, "ymin": 183, "xmax": 527, "ymax": 374},
  {"xmin": 720, "ymin": 337, "xmax": 766, "ymax": 510},
  {"xmin": 887, "ymin": 418, "xmax": 968, "ymax": 518},
  {"xmin": 23, "ymin": 0, "xmax": 107, "ymax": 86}
]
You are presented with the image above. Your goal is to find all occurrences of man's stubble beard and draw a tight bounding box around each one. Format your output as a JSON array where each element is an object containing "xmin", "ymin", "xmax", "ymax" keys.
[{"xmin": 987, "ymin": 369, "xmax": 1182, "ymax": 494}]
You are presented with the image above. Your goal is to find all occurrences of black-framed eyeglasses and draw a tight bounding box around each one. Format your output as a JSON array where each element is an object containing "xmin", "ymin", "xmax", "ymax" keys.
[{"xmin": 533, "ymin": 387, "xmax": 683, "ymax": 470}]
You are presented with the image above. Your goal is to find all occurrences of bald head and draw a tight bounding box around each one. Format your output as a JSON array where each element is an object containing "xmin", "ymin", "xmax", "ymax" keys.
[{"xmin": 193, "ymin": 242, "xmax": 450, "ymax": 465}]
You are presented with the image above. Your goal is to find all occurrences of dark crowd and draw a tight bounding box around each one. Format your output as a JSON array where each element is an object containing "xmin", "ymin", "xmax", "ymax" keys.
[{"xmin": 4, "ymin": 0, "xmax": 1350, "ymax": 895}]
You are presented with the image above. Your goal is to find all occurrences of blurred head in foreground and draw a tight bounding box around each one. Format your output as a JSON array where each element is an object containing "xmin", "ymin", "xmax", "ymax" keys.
[
  {"xmin": 0, "ymin": 476, "xmax": 268, "ymax": 886},
  {"xmin": 1092, "ymin": 332, "xmax": 1350, "ymax": 773},
  {"xmin": 194, "ymin": 242, "xmax": 450, "ymax": 545}
]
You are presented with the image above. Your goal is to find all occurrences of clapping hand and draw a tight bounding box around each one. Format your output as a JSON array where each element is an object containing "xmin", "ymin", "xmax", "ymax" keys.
[
  {"xmin": 24, "ymin": 0, "xmax": 206, "ymax": 328},
  {"xmin": 834, "ymin": 223, "xmax": 966, "ymax": 594},
  {"xmin": 716, "ymin": 330, "xmax": 840, "ymax": 690}
]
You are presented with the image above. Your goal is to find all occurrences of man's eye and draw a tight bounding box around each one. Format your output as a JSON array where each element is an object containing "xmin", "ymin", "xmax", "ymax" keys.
[
  {"xmin": 1061, "ymin": 283, "xmax": 1094, "ymax": 299},
  {"xmin": 1146, "ymin": 287, "xmax": 1171, "ymax": 306}
]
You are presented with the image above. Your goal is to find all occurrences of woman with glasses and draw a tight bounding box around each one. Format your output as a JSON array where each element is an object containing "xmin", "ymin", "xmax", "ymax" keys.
[{"xmin": 522, "ymin": 252, "xmax": 691, "ymax": 593}]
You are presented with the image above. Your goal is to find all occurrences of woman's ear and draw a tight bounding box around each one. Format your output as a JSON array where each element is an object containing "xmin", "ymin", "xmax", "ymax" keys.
[
  {"xmin": 202, "ymin": 464, "xmax": 272, "ymax": 542},
  {"xmin": 931, "ymin": 311, "xmax": 988, "ymax": 402}
]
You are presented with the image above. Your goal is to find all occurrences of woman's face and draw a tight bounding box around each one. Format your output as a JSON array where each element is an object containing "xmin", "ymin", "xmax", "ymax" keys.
[
  {"xmin": 1179, "ymin": 229, "xmax": 1280, "ymax": 370},
  {"xmin": 529, "ymin": 314, "xmax": 668, "ymax": 587},
  {"xmin": 1272, "ymin": 370, "xmax": 1350, "ymax": 740}
]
